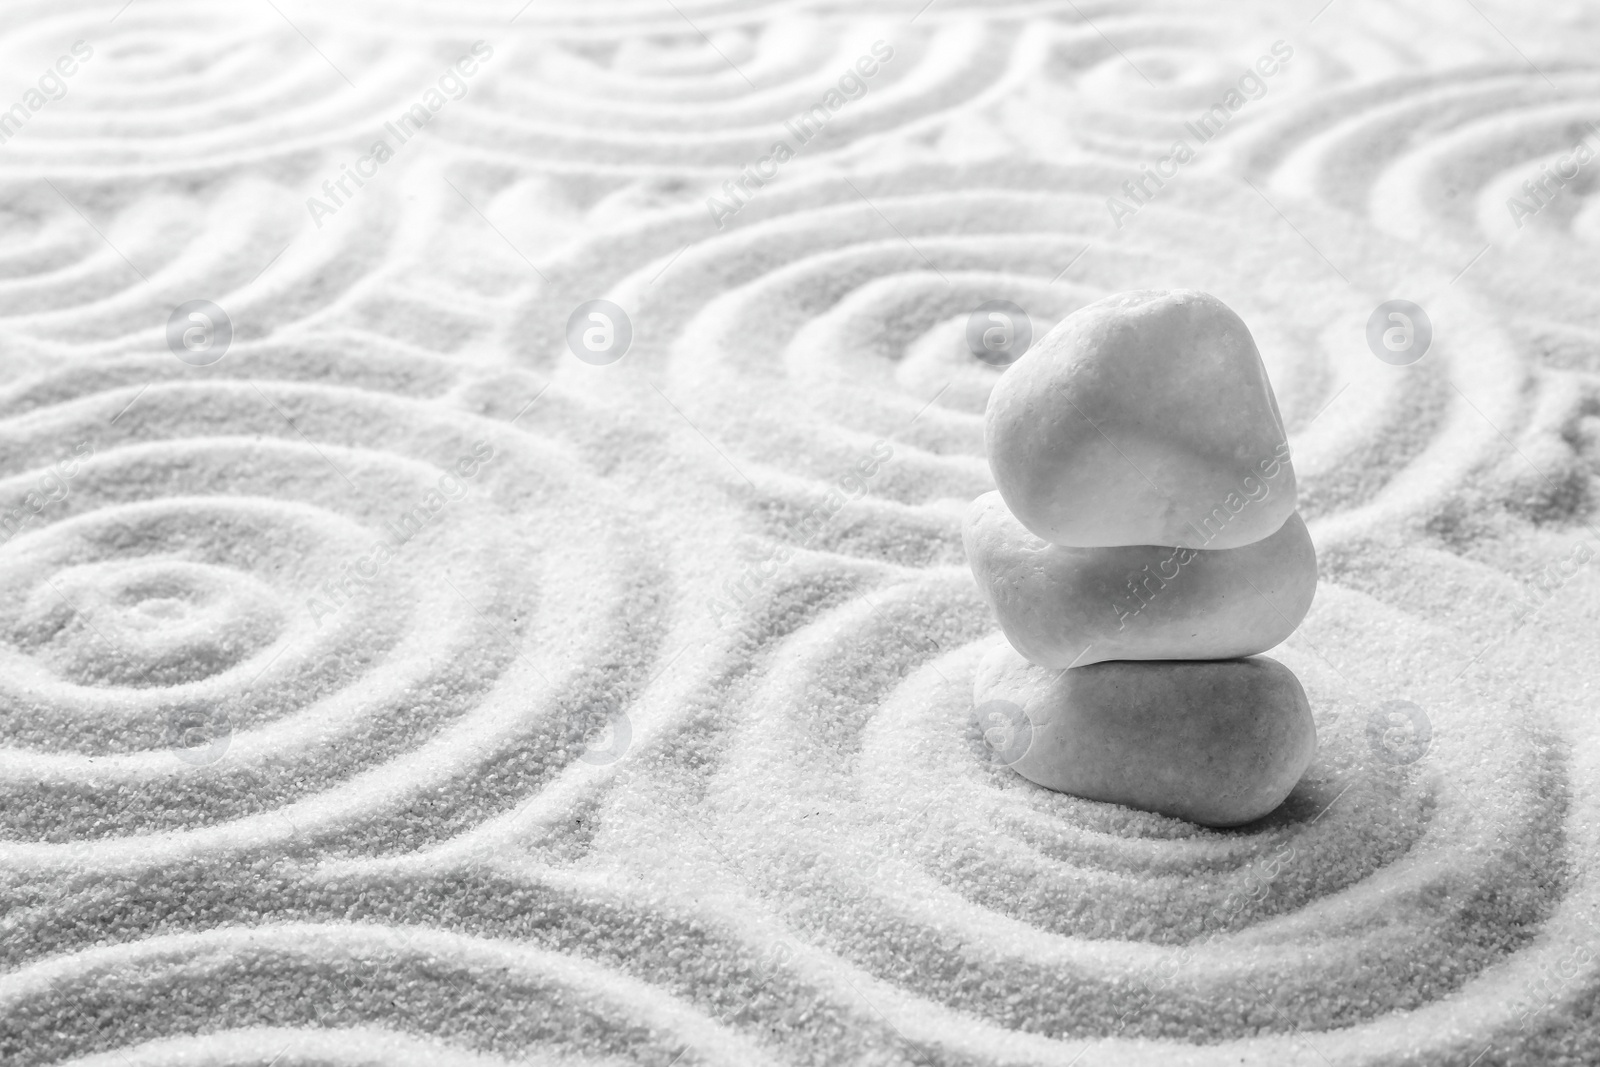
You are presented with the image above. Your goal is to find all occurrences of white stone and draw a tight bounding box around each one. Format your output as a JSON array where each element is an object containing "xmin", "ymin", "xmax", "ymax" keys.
[
  {"xmin": 973, "ymin": 644, "xmax": 1316, "ymax": 827},
  {"xmin": 963, "ymin": 491, "xmax": 1316, "ymax": 668},
  {"xmin": 984, "ymin": 289, "xmax": 1296, "ymax": 549}
]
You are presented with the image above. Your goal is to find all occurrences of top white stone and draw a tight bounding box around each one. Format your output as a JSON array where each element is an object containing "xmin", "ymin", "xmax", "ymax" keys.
[{"xmin": 984, "ymin": 289, "xmax": 1297, "ymax": 549}]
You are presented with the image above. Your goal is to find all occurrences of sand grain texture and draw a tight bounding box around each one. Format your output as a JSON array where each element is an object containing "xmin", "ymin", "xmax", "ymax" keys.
[{"xmin": 0, "ymin": 0, "xmax": 1596, "ymax": 1064}]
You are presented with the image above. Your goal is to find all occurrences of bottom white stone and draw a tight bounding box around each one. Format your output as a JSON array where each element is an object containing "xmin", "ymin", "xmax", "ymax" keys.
[{"xmin": 973, "ymin": 645, "xmax": 1317, "ymax": 827}]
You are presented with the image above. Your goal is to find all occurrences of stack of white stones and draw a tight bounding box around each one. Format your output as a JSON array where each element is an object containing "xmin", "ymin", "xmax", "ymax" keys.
[{"xmin": 965, "ymin": 290, "xmax": 1319, "ymax": 827}]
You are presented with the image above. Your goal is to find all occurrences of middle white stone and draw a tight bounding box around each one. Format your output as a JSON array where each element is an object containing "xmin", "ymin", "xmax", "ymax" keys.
[{"xmin": 963, "ymin": 489, "xmax": 1316, "ymax": 668}]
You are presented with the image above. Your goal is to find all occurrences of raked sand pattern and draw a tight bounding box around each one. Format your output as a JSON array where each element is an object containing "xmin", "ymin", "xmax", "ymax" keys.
[{"xmin": 2, "ymin": 1, "xmax": 1600, "ymax": 1064}]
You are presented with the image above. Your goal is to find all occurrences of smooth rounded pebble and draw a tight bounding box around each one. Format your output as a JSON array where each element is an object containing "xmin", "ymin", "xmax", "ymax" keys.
[
  {"xmin": 973, "ymin": 645, "xmax": 1317, "ymax": 827},
  {"xmin": 963, "ymin": 492, "xmax": 1317, "ymax": 668},
  {"xmin": 985, "ymin": 289, "xmax": 1297, "ymax": 549}
]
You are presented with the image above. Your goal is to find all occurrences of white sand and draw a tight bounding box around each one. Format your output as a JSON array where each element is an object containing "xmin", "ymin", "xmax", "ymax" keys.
[{"xmin": 0, "ymin": 0, "xmax": 1596, "ymax": 1064}]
